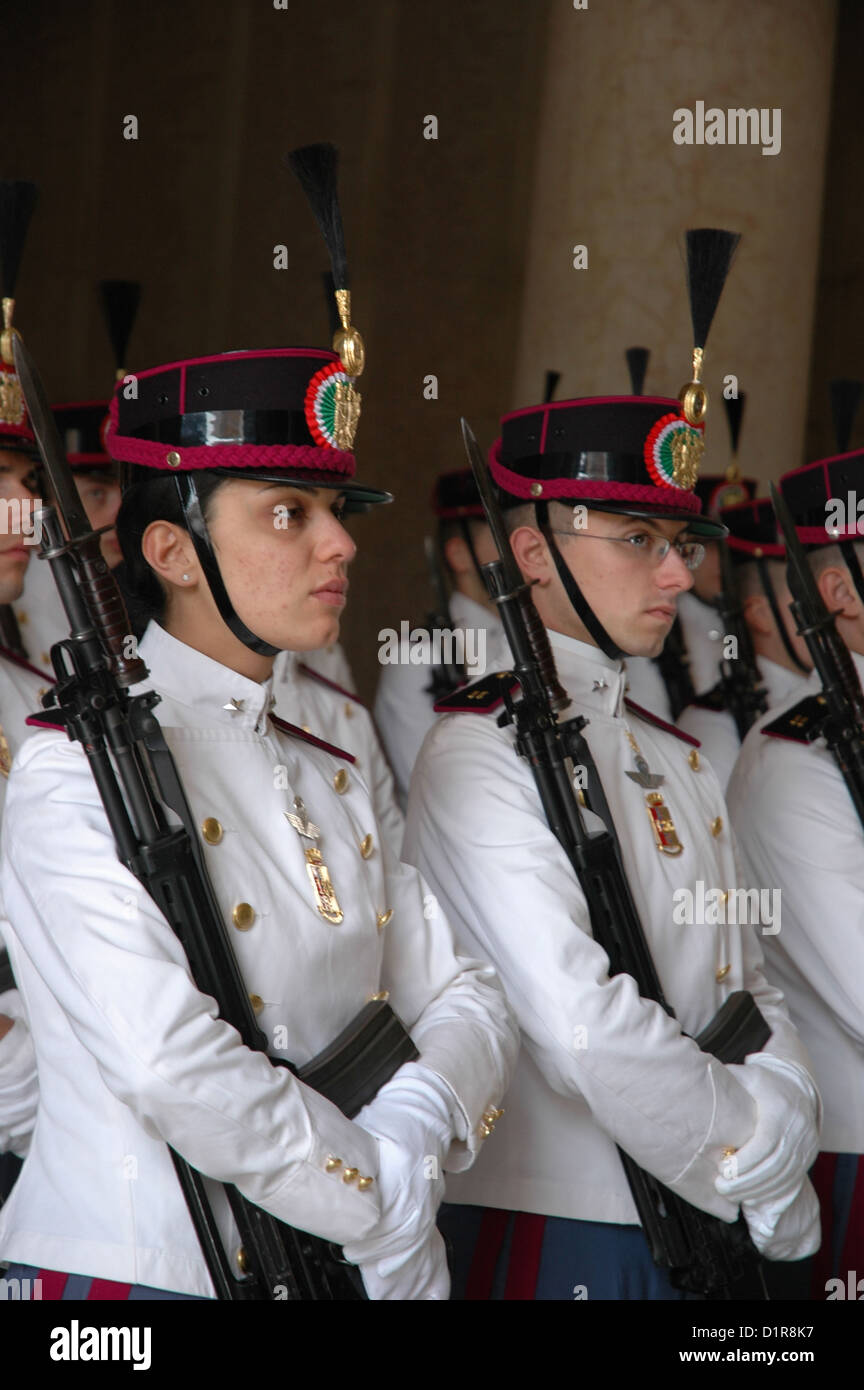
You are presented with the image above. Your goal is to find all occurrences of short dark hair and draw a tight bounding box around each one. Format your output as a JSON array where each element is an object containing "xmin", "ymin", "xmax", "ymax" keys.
[{"xmin": 116, "ymin": 467, "xmax": 228, "ymax": 624}]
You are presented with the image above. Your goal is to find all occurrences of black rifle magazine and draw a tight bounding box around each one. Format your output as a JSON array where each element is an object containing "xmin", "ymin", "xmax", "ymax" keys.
[
  {"xmin": 693, "ymin": 990, "xmax": 771, "ymax": 1065},
  {"xmin": 296, "ymin": 1000, "xmax": 418, "ymax": 1119}
]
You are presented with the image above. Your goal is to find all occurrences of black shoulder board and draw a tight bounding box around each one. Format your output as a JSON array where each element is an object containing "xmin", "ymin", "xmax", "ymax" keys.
[
  {"xmin": 762, "ymin": 693, "xmax": 826, "ymax": 744},
  {"xmin": 434, "ymin": 671, "xmax": 519, "ymax": 714},
  {"xmin": 624, "ymin": 697, "xmax": 700, "ymax": 747},
  {"xmin": 688, "ymin": 682, "xmax": 726, "ymax": 713},
  {"xmin": 25, "ymin": 710, "xmax": 67, "ymax": 731}
]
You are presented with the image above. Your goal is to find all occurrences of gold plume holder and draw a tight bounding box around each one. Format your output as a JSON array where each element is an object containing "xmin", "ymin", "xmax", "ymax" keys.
[
  {"xmin": 1, "ymin": 297, "xmax": 17, "ymax": 367},
  {"xmin": 333, "ymin": 287, "xmax": 365, "ymax": 378},
  {"xmin": 0, "ymin": 298, "xmax": 25, "ymax": 426},
  {"xmin": 678, "ymin": 346, "xmax": 708, "ymax": 427}
]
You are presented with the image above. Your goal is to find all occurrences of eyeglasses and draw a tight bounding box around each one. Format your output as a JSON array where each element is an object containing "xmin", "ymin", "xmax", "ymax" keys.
[{"xmin": 549, "ymin": 529, "xmax": 705, "ymax": 571}]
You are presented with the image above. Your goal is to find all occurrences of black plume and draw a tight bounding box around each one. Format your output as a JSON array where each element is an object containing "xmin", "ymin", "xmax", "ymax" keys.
[
  {"xmin": 99, "ymin": 281, "xmax": 141, "ymax": 372},
  {"xmin": 723, "ymin": 390, "xmax": 746, "ymax": 455},
  {"xmin": 625, "ymin": 346, "xmax": 649, "ymax": 396},
  {"xmin": 0, "ymin": 180, "xmax": 38, "ymax": 298},
  {"xmin": 684, "ymin": 229, "xmax": 741, "ymax": 349},
  {"xmin": 543, "ymin": 370, "xmax": 561, "ymax": 404},
  {"xmin": 321, "ymin": 269, "xmax": 340, "ymax": 337},
  {"xmin": 287, "ymin": 143, "xmax": 348, "ymax": 289},
  {"xmin": 830, "ymin": 378, "xmax": 863, "ymax": 454}
]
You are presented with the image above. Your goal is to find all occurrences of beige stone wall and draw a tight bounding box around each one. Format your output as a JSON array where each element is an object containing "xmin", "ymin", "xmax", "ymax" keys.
[{"xmin": 513, "ymin": 0, "xmax": 836, "ymax": 487}]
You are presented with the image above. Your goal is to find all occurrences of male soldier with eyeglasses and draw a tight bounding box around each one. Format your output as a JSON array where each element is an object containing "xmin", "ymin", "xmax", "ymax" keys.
[{"xmin": 404, "ymin": 383, "xmax": 821, "ymax": 1299}]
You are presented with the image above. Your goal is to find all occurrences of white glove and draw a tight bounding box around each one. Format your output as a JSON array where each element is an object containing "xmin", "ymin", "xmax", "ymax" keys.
[
  {"xmin": 715, "ymin": 1054, "xmax": 820, "ymax": 1214},
  {"xmin": 357, "ymin": 1229, "xmax": 449, "ymax": 1301},
  {"xmin": 342, "ymin": 1062, "xmax": 455, "ymax": 1300},
  {"xmin": 741, "ymin": 1177, "xmax": 821, "ymax": 1262}
]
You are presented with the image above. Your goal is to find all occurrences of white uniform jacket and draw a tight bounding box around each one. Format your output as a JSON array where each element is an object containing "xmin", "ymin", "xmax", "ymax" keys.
[
  {"xmin": 0, "ymin": 622, "xmax": 517, "ymax": 1295},
  {"xmin": 678, "ymin": 590, "xmax": 725, "ymax": 697},
  {"xmin": 0, "ymin": 646, "xmax": 53, "ymax": 1153},
  {"xmin": 727, "ymin": 656, "xmax": 864, "ymax": 1153},
  {"xmin": 272, "ymin": 651, "xmax": 404, "ymax": 857},
  {"xmin": 403, "ymin": 629, "xmax": 815, "ymax": 1226},
  {"xmin": 374, "ymin": 593, "xmax": 503, "ymax": 804},
  {"xmin": 678, "ymin": 658, "xmax": 808, "ymax": 793},
  {"xmin": 622, "ymin": 656, "xmax": 673, "ymax": 723}
]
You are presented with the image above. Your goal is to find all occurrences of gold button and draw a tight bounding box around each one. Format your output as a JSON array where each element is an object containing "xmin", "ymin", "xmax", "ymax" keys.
[
  {"xmin": 342, "ymin": 1167, "xmax": 359, "ymax": 1184},
  {"xmin": 710, "ymin": 816, "xmax": 723, "ymax": 837},
  {"xmin": 249, "ymin": 992, "xmax": 264, "ymax": 1014},
  {"xmin": 722, "ymin": 1146, "xmax": 737, "ymax": 1159},
  {"xmin": 201, "ymin": 817, "xmax": 223, "ymax": 845},
  {"xmin": 530, "ymin": 482, "xmax": 543, "ymax": 497},
  {"xmin": 166, "ymin": 450, "xmax": 182, "ymax": 467},
  {"xmin": 40, "ymin": 653, "xmax": 49, "ymax": 666},
  {"xmin": 232, "ymin": 902, "xmax": 256, "ymax": 931},
  {"xmin": 716, "ymin": 964, "xmax": 731, "ymax": 982},
  {"xmin": 302, "ymin": 723, "xmax": 312, "ymax": 733},
  {"xmin": 344, "ymin": 702, "xmax": 354, "ymax": 719},
  {"xmin": 479, "ymin": 1122, "xmax": 492, "ymax": 1139},
  {"xmin": 325, "ymin": 1155, "xmax": 342, "ymax": 1173},
  {"xmin": 369, "ymin": 990, "xmax": 390, "ymax": 1002},
  {"xmin": 37, "ymin": 686, "xmax": 47, "ymax": 699},
  {"xmin": 333, "ymin": 768, "xmax": 349, "ymax": 794},
  {"xmin": 376, "ymin": 909, "xmax": 393, "ymax": 932},
  {"xmin": 360, "ymin": 833, "xmax": 374, "ymax": 860},
  {"xmin": 688, "ymin": 749, "xmax": 700, "ymax": 770},
  {"xmin": 236, "ymin": 1246, "xmax": 248, "ymax": 1273},
  {"xmin": 357, "ymin": 1175, "xmax": 374, "ymax": 1191},
  {"xmin": 16, "ymin": 610, "xmax": 27, "ymax": 624}
]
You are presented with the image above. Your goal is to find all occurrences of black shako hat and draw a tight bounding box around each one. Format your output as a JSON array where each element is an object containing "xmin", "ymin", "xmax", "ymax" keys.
[
  {"xmin": 106, "ymin": 346, "xmax": 390, "ymax": 511},
  {"xmin": 719, "ymin": 495, "xmax": 784, "ymax": 562},
  {"xmin": 432, "ymin": 467, "xmax": 484, "ymax": 520},
  {"xmin": 488, "ymin": 228, "xmax": 741, "ymax": 660},
  {"xmin": 490, "ymin": 394, "xmax": 728, "ymax": 541}
]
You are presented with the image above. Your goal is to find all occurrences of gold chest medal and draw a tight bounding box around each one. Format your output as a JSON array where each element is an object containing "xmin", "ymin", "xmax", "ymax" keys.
[
  {"xmin": 285, "ymin": 796, "xmax": 344, "ymax": 924},
  {"xmin": 624, "ymin": 727, "xmax": 683, "ymax": 857}
]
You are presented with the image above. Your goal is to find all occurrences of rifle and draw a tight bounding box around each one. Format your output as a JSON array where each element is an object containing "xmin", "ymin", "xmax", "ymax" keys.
[
  {"xmin": 714, "ymin": 541, "xmax": 769, "ymax": 740},
  {"xmin": 13, "ymin": 333, "xmax": 418, "ymax": 1301},
  {"xmin": 461, "ymin": 417, "xmax": 770, "ymax": 1298},
  {"xmin": 652, "ymin": 614, "xmax": 696, "ymax": 720},
  {"xmin": 771, "ymin": 482, "xmax": 864, "ymax": 830},
  {"xmin": 422, "ymin": 535, "xmax": 465, "ymax": 699}
]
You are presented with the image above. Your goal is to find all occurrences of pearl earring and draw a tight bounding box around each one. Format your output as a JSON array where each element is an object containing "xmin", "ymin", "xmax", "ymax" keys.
[{"xmin": 182, "ymin": 573, "xmax": 190, "ymax": 582}]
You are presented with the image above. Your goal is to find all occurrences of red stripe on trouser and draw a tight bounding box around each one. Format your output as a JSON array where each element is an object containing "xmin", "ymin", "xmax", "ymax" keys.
[
  {"xmin": 503, "ymin": 1212, "xmax": 547, "ymax": 1300},
  {"xmin": 88, "ymin": 1278, "xmax": 133, "ymax": 1300},
  {"xmin": 810, "ymin": 1152, "xmax": 837, "ymax": 1296},
  {"xmin": 37, "ymin": 1268, "xmax": 69, "ymax": 1299},
  {"xmin": 465, "ymin": 1208, "xmax": 509, "ymax": 1301},
  {"xmin": 838, "ymin": 1155, "xmax": 864, "ymax": 1279}
]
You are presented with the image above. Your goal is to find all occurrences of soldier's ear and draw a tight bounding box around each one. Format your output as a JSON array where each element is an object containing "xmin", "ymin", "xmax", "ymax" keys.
[
  {"xmin": 442, "ymin": 533, "xmax": 473, "ymax": 577},
  {"xmin": 816, "ymin": 563, "xmax": 860, "ymax": 620},
  {"xmin": 510, "ymin": 524, "xmax": 550, "ymax": 584},
  {"xmin": 741, "ymin": 590, "xmax": 773, "ymax": 637},
  {"xmin": 141, "ymin": 519, "xmax": 198, "ymax": 592}
]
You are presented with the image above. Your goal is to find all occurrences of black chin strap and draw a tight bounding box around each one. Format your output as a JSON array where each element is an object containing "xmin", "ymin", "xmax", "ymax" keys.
[
  {"xmin": 176, "ymin": 473, "xmax": 280, "ymax": 658},
  {"xmin": 534, "ymin": 500, "xmax": 624, "ymax": 659},
  {"xmin": 755, "ymin": 555, "xmax": 809, "ymax": 673}
]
